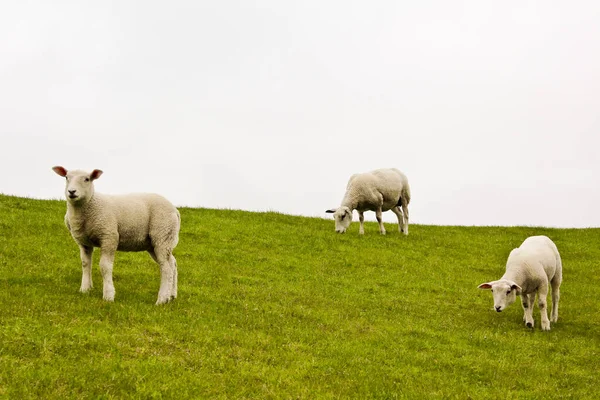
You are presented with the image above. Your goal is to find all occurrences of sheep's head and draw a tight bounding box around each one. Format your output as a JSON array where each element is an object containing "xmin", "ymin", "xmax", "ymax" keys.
[
  {"xmin": 478, "ymin": 279, "xmax": 521, "ymax": 312},
  {"xmin": 52, "ymin": 166, "xmax": 103, "ymax": 205},
  {"xmin": 325, "ymin": 206, "xmax": 353, "ymax": 233}
]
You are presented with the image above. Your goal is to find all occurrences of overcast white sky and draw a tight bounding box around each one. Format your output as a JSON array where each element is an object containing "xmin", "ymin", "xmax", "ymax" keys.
[{"xmin": 1, "ymin": 1, "xmax": 599, "ymax": 227}]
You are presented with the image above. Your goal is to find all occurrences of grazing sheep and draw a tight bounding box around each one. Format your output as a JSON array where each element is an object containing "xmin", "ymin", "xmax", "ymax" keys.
[
  {"xmin": 326, "ymin": 168, "xmax": 410, "ymax": 235},
  {"xmin": 478, "ymin": 235, "xmax": 562, "ymax": 331},
  {"xmin": 52, "ymin": 166, "xmax": 180, "ymax": 305}
]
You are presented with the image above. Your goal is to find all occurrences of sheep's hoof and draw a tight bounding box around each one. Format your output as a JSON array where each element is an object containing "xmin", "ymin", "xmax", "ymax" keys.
[
  {"xmin": 79, "ymin": 286, "xmax": 92, "ymax": 293},
  {"xmin": 526, "ymin": 322, "xmax": 533, "ymax": 328},
  {"xmin": 103, "ymin": 292, "xmax": 115, "ymax": 302},
  {"xmin": 541, "ymin": 322, "xmax": 551, "ymax": 331},
  {"xmin": 156, "ymin": 296, "xmax": 171, "ymax": 305},
  {"xmin": 380, "ymin": 231, "xmax": 387, "ymax": 235}
]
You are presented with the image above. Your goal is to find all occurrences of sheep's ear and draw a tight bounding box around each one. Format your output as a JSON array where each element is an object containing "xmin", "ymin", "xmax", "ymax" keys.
[
  {"xmin": 52, "ymin": 166, "xmax": 68, "ymax": 177},
  {"xmin": 511, "ymin": 283, "xmax": 522, "ymax": 294},
  {"xmin": 90, "ymin": 169, "xmax": 103, "ymax": 181},
  {"xmin": 325, "ymin": 208, "xmax": 336, "ymax": 213},
  {"xmin": 478, "ymin": 282, "xmax": 493, "ymax": 290}
]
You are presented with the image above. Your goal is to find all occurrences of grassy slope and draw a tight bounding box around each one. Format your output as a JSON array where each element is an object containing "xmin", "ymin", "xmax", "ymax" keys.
[{"xmin": 0, "ymin": 194, "xmax": 598, "ymax": 399}]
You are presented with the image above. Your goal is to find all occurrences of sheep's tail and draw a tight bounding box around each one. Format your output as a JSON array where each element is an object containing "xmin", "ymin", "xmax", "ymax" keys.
[
  {"xmin": 172, "ymin": 209, "xmax": 181, "ymax": 248},
  {"xmin": 552, "ymin": 240, "xmax": 563, "ymax": 284}
]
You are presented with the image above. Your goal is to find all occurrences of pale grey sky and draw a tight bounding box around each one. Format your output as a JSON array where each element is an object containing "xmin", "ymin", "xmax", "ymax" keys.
[{"xmin": 1, "ymin": 1, "xmax": 599, "ymax": 227}]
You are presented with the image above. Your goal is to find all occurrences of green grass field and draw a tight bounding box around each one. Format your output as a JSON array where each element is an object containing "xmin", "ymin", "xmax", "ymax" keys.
[{"xmin": 1, "ymin": 194, "xmax": 599, "ymax": 399}]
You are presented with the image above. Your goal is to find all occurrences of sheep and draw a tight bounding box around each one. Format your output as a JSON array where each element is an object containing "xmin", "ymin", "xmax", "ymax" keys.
[
  {"xmin": 52, "ymin": 166, "xmax": 180, "ymax": 305},
  {"xmin": 478, "ymin": 235, "xmax": 562, "ymax": 331},
  {"xmin": 326, "ymin": 168, "xmax": 410, "ymax": 235}
]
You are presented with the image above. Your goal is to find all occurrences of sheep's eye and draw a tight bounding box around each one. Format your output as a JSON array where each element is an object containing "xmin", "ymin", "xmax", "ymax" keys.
[
  {"xmin": 506, "ymin": 290, "xmax": 511, "ymax": 295},
  {"xmin": 85, "ymin": 178, "xmax": 90, "ymax": 182}
]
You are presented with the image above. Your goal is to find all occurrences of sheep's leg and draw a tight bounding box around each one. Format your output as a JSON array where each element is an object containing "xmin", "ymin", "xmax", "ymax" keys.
[
  {"xmin": 149, "ymin": 249, "xmax": 176, "ymax": 302},
  {"xmin": 152, "ymin": 248, "xmax": 175, "ymax": 305},
  {"xmin": 358, "ymin": 211, "xmax": 365, "ymax": 235},
  {"xmin": 550, "ymin": 255, "xmax": 562, "ymax": 323},
  {"xmin": 99, "ymin": 247, "xmax": 116, "ymax": 302},
  {"xmin": 376, "ymin": 208, "xmax": 386, "ymax": 235},
  {"xmin": 401, "ymin": 203, "xmax": 409, "ymax": 235},
  {"xmin": 170, "ymin": 255, "xmax": 178, "ymax": 300},
  {"xmin": 550, "ymin": 280, "xmax": 560, "ymax": 323},
  {"xmin": 538, "ymin": 285, "xmax": 551, "ymax": 331},
  {"xmin": 391, "ymin": 207, "xmax": 404, "ymax": 234},
  {"xmin": 79, "ymin": 245, "xmax": 94, "ymax": 293},
  {"xmin": 521, "ymin": 293, "xmax": 535, "ymax": 328}
]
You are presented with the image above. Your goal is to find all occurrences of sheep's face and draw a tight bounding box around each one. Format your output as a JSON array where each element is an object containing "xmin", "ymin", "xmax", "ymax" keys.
[
  {"xmin": 52, "ymin": 166, "xmax": 103, "ymax": 205},
  {"xmin": 478, "ymin": 280, "xmax": 521, "ymax": 312},
  {"xmin": 329, "ymin": 206, "xmax": 352, "ymax": 233}
]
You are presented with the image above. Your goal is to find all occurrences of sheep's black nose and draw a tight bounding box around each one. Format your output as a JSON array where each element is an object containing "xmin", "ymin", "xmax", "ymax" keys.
[
  {"xmin": 495, "ymin": 306, "xmax": 502, "ymax": 312},
  {"xmin": 68, "ymin": 190, "xmax": 76, "ymax": 195}
]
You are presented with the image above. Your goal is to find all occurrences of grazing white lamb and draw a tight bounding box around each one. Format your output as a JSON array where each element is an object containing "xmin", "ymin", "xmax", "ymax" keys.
[
  {"xmin": 478, "ymin": 235, "xmax": 562, "ymax": 331},
  {"xmin": 52, "ymin": 166, "xmax": 180, "ymax": 305},
  {"xmin": 326, "ymin": 168, "xmax": 410, "ymax": 235}
]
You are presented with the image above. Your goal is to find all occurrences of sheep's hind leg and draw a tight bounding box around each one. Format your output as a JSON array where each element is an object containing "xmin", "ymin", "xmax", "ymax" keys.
[
  {"xmin": 376, "ymin": 207, "xmax": 386, "ymax": 235},
  {"xmin": 550, "ymin": 281, "xmax": 560, "ymax": 323},
  {"xmin": 391, "ymin": 207, "xmax": 404, "ymax": 234},
  {"xmin": 170, "ymin": 255, "xmax": 178, "ymax": 300},
  {"xmin": 150, "ymin": 248, "xmax": 175, "ymax": 305},
  {"xmin": 550, "ymin": 269, "xmax": 561, "ymax": 323},
  {"xmin": 99, "ymin": 247, "xmax": 116, "ymax": 302},
  {"xmin": 79, "ymin": 245, "xmax": 94, "ymax": 293}
]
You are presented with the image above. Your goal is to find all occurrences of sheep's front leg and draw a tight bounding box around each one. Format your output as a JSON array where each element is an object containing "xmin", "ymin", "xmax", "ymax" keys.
[
  {"xmin": 521, "ymin": 293, "xmax": 535, "ymax": 328},
  {"xmin": 402, "ymin": 203, "xmax": 409, "ymax": 235},
  {"xmin": 391, "ymin": 207, "xmax": 404, "ymax": 234},
  {"xmin": 79, "ymin": 245, "xmax": 93, "ymax": 293},
  {"xmin": 99, "ymin": 247, "xmax": 116, "ymax": 302},
  {"xmin": 358, "ymin": 211, "xmax": 365, "ymax": 235},
  {"xmin": 376, "ymin": 208, "xmax": 386, "ymax": 235},
  {"xmin": 538, "ymin": 286, "xmax": 551, "ymax": 331}
]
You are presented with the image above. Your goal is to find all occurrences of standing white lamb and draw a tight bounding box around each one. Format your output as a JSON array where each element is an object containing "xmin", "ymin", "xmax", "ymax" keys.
[
  {"xmin": 52, "ymin": 166, "xmax": 180, "ymax": 305},
  {"xmin": 326, "ymin": 168, "xmax": 410, "ymax": 235},
  {"xmin": 478, "ymin": 235, "xmax": 562, "ymax": 331}
]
